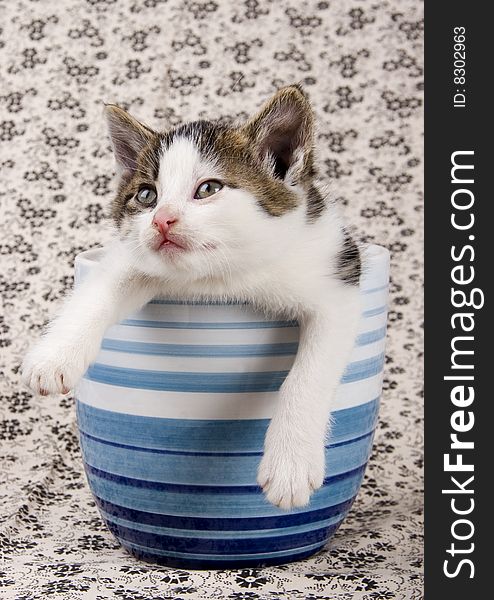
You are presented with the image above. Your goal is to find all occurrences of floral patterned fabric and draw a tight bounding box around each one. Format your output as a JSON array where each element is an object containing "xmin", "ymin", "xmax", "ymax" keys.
[{"xmin": 0, "ymin": 0, "xmax": 423, "ymax": 597}]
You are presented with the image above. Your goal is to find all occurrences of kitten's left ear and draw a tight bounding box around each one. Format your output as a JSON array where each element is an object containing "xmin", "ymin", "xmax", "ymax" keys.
[
  {"xmin": 104, "ymin": 104, "xmax": 156, "ymax": 174},
  {"xmin": 242, "ymin": 85, "xmax": 314, "ymax": 184}
]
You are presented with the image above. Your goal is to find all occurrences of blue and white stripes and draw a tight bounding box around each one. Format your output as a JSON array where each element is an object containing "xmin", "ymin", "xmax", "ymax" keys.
[{"xmin": 74, "ymin": 244, "xmax": 389, "ymax": 568}]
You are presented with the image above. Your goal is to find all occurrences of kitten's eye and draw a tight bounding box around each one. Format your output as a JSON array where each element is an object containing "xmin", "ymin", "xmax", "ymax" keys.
[
  {"xmin": 136, "ymin": 186, "xmax": 157, "ymax": 207},
  {"xmin": 194, "ymin": 180, "xmax": 223, "ymax": 199}
]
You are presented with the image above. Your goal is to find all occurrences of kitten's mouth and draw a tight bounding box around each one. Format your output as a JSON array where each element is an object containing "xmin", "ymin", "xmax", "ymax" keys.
[{"xmin": 154, "ymin": 233, "xmax": 187, "ymax": 253}]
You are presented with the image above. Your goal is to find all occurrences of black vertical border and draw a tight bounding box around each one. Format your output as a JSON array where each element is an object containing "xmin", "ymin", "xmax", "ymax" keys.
[{"xmin": 425, "ymin": 2, "xmax": 490, "ymax": 597}]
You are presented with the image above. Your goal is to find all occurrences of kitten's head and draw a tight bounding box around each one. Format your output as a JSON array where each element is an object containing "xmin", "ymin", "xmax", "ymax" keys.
[{"xmin": 105, "ymin": 85, "xmax": 318, "ymax": 280}]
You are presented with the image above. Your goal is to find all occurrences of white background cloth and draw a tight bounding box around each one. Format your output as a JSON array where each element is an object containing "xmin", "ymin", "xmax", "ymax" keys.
[{"xmin": 0, "ymin": 0, "xmax": 423, "ymax": 597}]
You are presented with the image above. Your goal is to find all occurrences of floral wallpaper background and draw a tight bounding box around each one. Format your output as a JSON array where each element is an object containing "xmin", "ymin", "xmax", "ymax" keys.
[{"xmin": 0, "ymin": 0, "xmax": 423, "ymax": 598}]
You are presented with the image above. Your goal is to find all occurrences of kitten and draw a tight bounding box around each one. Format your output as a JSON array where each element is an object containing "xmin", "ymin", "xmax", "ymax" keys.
[{"xmin": 22, "ymin": 85, "xmax": 361, "ymax": 510}]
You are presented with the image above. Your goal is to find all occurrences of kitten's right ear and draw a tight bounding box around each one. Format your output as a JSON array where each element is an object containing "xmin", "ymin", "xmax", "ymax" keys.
[
  {"xmin": 241, "ymin": 85, "xmax": 314, "ymax": 184},
  {"xmin": 104, "ymin": 104, "xmax": 156, "ymax": 174}
]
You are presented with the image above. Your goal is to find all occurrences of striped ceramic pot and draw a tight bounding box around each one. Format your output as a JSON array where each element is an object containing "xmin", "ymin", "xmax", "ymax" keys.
[{"xmin": 74, "ymin": 244, "xmax": 389, "ymax": 569}]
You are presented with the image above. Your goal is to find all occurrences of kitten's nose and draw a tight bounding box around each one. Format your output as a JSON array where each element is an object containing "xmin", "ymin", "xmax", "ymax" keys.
[{"xmin": 152, "ymin": 208, "xmax": 178, "ymax": 235}]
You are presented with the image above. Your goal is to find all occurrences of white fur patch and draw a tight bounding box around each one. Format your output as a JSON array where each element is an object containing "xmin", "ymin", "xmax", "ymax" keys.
[{"xmin": 156, "ymin": 137, "xmax": 221, "ymax": 213}]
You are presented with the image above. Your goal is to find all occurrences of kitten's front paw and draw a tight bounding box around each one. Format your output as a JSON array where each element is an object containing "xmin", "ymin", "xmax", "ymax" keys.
[
  {"xmin": 257, "ymin": 436, "xmax": 325, "ymax": 510},
  {"xmin": 21, "ymin": 341, "xmax": 86, "ymax": 396}
]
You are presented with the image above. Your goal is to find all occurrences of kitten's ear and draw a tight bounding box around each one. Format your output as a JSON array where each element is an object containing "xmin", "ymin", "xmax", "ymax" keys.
[
  {"xmin": 242, "ymin": 85, "xmax": 314, "ymax": 183},
  {"xmin": 104, "ymin": 104, "xmax": 156, "ymax": 174}
]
